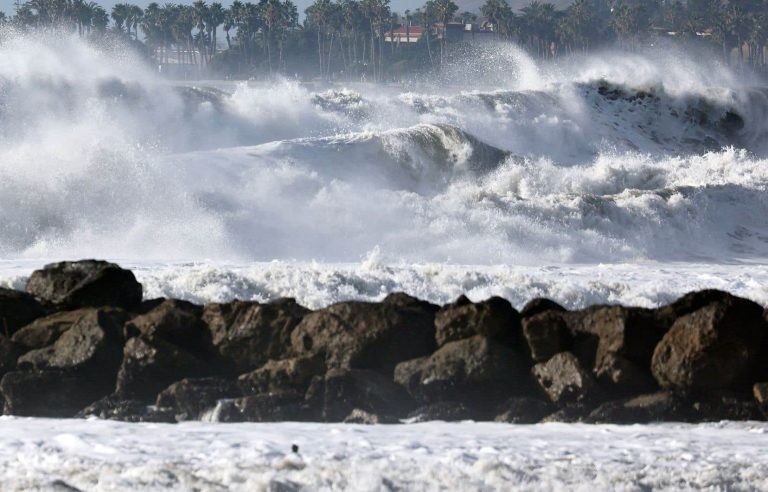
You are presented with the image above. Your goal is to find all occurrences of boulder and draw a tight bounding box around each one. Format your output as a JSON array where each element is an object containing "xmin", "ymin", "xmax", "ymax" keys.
[
  {"xmin": 25, "ymin": 260, "xmax": 142, "ymax": 310},
  {"xmin": 305, "ymin": 368, "xmax": 415, "ymax": 422},
  {"xmin": 381, "ymin": 292, "xmax": 439, "ymax": 313},
  {"xmin": 532, "ymin": 352, "xmax": 601, "ymax": 407},
  {"xmin": 494, "ymin": 397, "xmax": 552, "ymax": 424},
  {"xmin": 1, "ymin": 369, "xmax": 108, "ymax": 417},
  {"xmin": 203, "ymin": 300, "xmax": 309, "ymax": 373},
  {"xmin": 522, "ymin": 311, "xmax": 571, "ymax": 362},
  {"xmin": 587, "ymin": 391, "xmax": 762, "ymax": 424},
  {"xmin": 520, "ymin": 298, "xmax": 567, "ymax": 319},
  {"xmin": 434, "ymin": 296, "xmax": 521, "ymax": 347},
  {"xmin": 651, "ymin": 295, "xmax": 766, "ymax": 391},
  {"xmin": 291, "ymin": 301, "xmax": 436, "ymax": 374},
  {"xmin": 77, "ymin": 396, "xmax": 176, "ymax": 423},
  {"xmin": 125, "ymin": 299, "xmax": 212, "ymax": 358},
  {"xmin": 655, "ymin": 289, "xmax": 738, "ymax": 325},
  {"xmin": 540, "ymin": 404, "xmax": 592, "ymax": 423},
  {"xmin": 16, "ymin": 308, "xmax": 128, "ymax": 378},
  {"xmin": 11, "ymin": 309, "xmax": 90, "ymax": 350},
  {"xmin": 406, "ymin": 401, "xmax": 475, "ymax": 422},
  {"xmin": 564, "ymin": 305, "xmax": 667, "ymax": 392},
  {"xmin": 214, "ymin": 391, "xmax": 307, "ymax": 422},
  {"xmin": 0, "ymin": 287, "xmax": 46, "ymax": 336},
  {"xmin": 156, "ymin": 377, "xmax": 241, "ymax": 420},
  {"xmin": 238, "ymin": 355, "xmax": 324, "ymax": 395},
  {"xmin": 0, "ymin": 335, "xmax": 22, "ymax": 378},
  {"xmin": 114, "ymin": 336, "xmax": 207, "ymax": 401},
  {"xmin": 394, "ymin": 335, "xmax": 529, "ymax": 410}
]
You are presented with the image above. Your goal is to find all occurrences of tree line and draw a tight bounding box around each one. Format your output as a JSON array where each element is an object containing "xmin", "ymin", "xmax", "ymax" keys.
[{"xmin": 1, "ymin": 0, "xmax": 767, "ymax": 80}]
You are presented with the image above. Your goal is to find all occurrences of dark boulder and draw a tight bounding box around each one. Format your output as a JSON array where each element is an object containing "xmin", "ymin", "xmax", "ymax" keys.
[
  {"xmin": 77, "ymin": 396, "xmax": 176, "ymax": 423},
  {"xmin": 655, "ymin": 289, "xmax": 739, "ymax": 325},
  {"xmin": 16, "ymin": 308, "xmax": 128, "ymax": 377},
  {"xmin": 651, "ymin": 295, "xmax": 766, "ymax": 391},
  {"xmin": 522, "ymin": 311, "xmax": 571, "ymax": 362},
  {"xmin": 203, "ymin": 300, "xmax": 309, "ymax": 374},
  {"xmin": 434, "ymin": 296, "xmax": 521, "ymax": 347},
  {"xmin": 291, "ymin": 301, "xmax": 436, "ymax": 374},
  {"xmin": 26, "ymin": 260, "xmax": 142, "ymax": 310},
  {"xmin": 156, "ymin": 377, "xmax": 241, "ymax": 420},
  {"xmin": 494, "ymin": 397, "xmax": 552, "ymax": 424},
  {"xmin": 541, "ymin": 404, "xmax": 593, "ymax": 423},
  {"xmin": 520, "ymin": 298, "xmax": 567, "ymax": 319},
  {"xmin": 215, "ymin": 391, "xmax": 307, "ymax": 422},
  {"xmin": 406, "ymin": 401, "xmax": 475, "ymax": 422},
  {"xmin": 394, "ymin": 335, "xmax": 530, "ymax": 410},
  {"xmin": 587, "ymin": 391, "xmax": 762, "ymax": 423},
  {"xmin": 238, "ymin": 355, "xmax": 324, "ymax": 395},
  {"xmin": 382, "ymin": 292, "xmax": 439, "ymax": 313},
  {"xmin": 114, "ymin": 336, "xmax": 207, "ymax": 401},
  {"xmin": 0, "ymin": 335, "xmax": 22, "ymax": 378},
  {"xmin": 125, "ymin": 299, "xmax": 212, "ymax": 358},
  {"xmin": 532, "ymin": 352, "xmax": 602, "ymax": 407},
  {"xmin": 1, "ymin": 369, "xmax": 107, "ymax": 417},
  {"xmin": 0, "ymin": 287, "xmax": 46, "ymax": 336},
  {"xmin": 11, "ymin": 309, "xmax": 89, "ymax": 350},
  {"xmin": 305, "ymin": 368, "xmax": 415, "ymax": 422}
]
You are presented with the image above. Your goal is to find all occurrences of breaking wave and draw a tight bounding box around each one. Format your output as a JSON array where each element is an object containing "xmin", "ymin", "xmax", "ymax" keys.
[{"xmin": 1, "ymin": 32, "xmax": 767, "ymax": 268}]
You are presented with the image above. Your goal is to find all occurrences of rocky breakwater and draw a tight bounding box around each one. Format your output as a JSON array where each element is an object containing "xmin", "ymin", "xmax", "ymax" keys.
[{"xmin": 2, "ymin": 260, "xmax": 768, "ymax": 424}]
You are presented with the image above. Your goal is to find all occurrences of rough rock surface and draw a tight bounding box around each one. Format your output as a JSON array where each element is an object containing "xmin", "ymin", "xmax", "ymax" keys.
[
  {"xmin": 651, "ymin": 295, "xmax": 766, "ymax": 391},
  {"xmin": 238, "ymin": 355, "xmax": 324, "ymax": 395},
  {"xmin": 291, "ymin": 301, "xmax": 436, "ymax": 374},
  {"xmin": 1, "ymin": 370, "xmax": 108, "ymax": 417},
  {"xmin": 494, "ymin": 397, "xmax": 552, "ymax": 424},
  {"xmin": 0, "ymin": 335, "xmax": 22, "ymax": 378},
  {"xmin": 11, "ymin": 309, "xmax": 89, "ymax": 350},
  {"xmin": 215, "ymin": 391, "xmax": 307, "ymax": 422},
  {"xmin": 77, "ymin": 396, "xmax": 176, "ymax": 423},
  {"xmin": 203, "ymin": 300, "xmax": 309, "ymax": 373},
  {"xmin": 434, "ymin": 296, "xmax": 520, "ymax": 347},
  {"xmin": 125, "ymin": 300, "xmax": 212, "ymax": 358},
  {"xmin": 394, "ymin": 335, "xmax": 529, "ymax": 409},
  {"xmin": 406, "ymin": 402, "xmax": 475, "ymax": 422},
  {"xmin": 520, "ymin": 298, "xmax": 567, "ymax": 319},
  {"xmin": 522, "ymin": 311, "xmax": 571, "ymax": 362},
  {"xmin": 0, "ymin": 287, "xmax": 46, "ymax": 336},
  {"xmin": 25, "ymin": 260, "xmax": 142, "ymax": 309},
  {"xmin": 156, "ymin": 377, "xmax": 241, "ymax": 420},
  {"xmin": 532, "ymin": 352, "xmax": 601, "ymax": 407}
]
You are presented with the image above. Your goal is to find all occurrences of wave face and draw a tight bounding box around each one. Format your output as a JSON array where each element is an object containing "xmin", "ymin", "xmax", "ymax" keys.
[{"xmin": 1, "ymin": 33, "xmax": 767, "ymax": 269}]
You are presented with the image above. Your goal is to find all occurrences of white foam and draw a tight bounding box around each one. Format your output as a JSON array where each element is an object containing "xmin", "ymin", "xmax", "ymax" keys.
[{"xmin": 1, "ymin": 417, "xmax": 767, "ymax": 491}]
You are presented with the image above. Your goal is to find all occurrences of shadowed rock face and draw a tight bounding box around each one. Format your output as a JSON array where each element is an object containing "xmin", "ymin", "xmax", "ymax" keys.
[
  {"xmin": 25, "ymin": 260, "xmax": 142, "ymax": 310},
  {"xmin": 1, "ymin": 261, "xmax": 768, "ymax": 425}
]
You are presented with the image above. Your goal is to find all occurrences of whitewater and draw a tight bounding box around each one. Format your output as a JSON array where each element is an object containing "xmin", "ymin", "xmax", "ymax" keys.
[{"xmin": 2, "ymin": 32, "xmax": 768, "ymax": 490}]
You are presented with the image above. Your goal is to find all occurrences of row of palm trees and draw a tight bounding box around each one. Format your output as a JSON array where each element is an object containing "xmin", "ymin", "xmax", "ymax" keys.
[{"xmin": 1, "ymin": 0, "xmax": 767, "ymax": 78}]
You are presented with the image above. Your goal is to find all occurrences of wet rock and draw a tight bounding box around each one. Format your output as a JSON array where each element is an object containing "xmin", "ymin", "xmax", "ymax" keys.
[
  {"xmin": 204, "ymin": 300, "xmax": 309, "ymax": 373},
  {"xmin": 291, "ymin": 301, "xmax": 435, "ymax": 374},
  {"xmin": 651, "ymin": 295, "xmax": 766, "ymax": 391},
  {"xmin": 564, "ymin": 305, "xmax": 667, "ymax": 392},
  {"xmin": 406, "ymin": 401, "xmax": 475, "ymax": 422},
  {"xmin": 520, "ymin": 298, "xmax": 566, "ymax": 319},
  {"xmin": 215, "ymin": 391, "xmax": 307, "ymax": 422},
  {"xmin": 522, "ymin": 311, "xmax": 571, "ymax": 362},
  {"xmin": 0, "ymin": 335, "xmax": 22, "ymax": 378},
  {"xmin": 494, "ymin": 397, "xmax": 552, "ymax": 424},
  {"xmin": 0, "ymin": 287, "xmax": 46, "ymax": 336},
  {"xmin": 532, "ymin": 352, "xmax": 602, "ymax": 407},
  {"xmin": 541, "ymin": 403, "xmax": 593, "ymax": 423},
  {"xmin": 343, "ymin": 408, "xmax": 398, "ymax": 424},
  {"xmin": 394, "ymin": 335, "xmax": 529, "ymax": 410},
  {"xmin": 156, "ymin": 377, "xmax": 241, "ymax": 420},
  {"xmin": 382, "ymin": 292, "xmax": 439, "ymax": 313},
  {"xmin": 114, "ymin": 336, "xmax": 207, "ymax": 401},
  {"xmin": 587, "ymin": 391, "xmax": 762, "ymax": 423},
  {"xmin": 238, "ymin": 355, "xmax": 324, "ymax": 395},
  {"xmin": 594, "ymin": 353, "xmax": 657, "ymax": 394},
  {"xmin": 11, "ymin": 309, "xmax": 89, "ymax": 350},
  {"xmin": 16, "ymin": 308, "xmax": 128, "ymax": 376},
  {"xmin": 26, "ymin": 260, "xmax": 142, "ymax": 310},
  {"xmin": 125, "ymin": 299, "xmax": 212, "ymax": 358},
  {"xmin": 305, "ymin": 368, "xmax": 415, "ymax": 422},
  {"xmin": 77, "ymin": 395, "xmax": 176, "ymax": 423},
  {"xmin": 434, "ymin": 296, "xmax": 521, "ymax": 347},
  {"xmin": 1, "ymin": 369, "xmax": 108, "ymax": 417}
]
